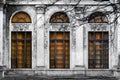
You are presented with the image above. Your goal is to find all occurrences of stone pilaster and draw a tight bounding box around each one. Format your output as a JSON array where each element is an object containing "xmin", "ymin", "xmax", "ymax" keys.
[
  {"xmin": 36, "ymin": 5, "xmax": 45, "ymax": 69},
  {"xmin": 0, "ymin": 5, "xmax": 3, "ymax": 66},
  {"xmin": 117, "ymin": 12, "xmax": 120, "ymax": 69},
  {"xmin": 75, "ymin": 26, "xmax": 84, "ymax": 69}
]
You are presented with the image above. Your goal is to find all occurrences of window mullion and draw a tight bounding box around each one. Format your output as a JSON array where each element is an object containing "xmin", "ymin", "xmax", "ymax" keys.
[
  {"xmin": 88, "ymin": 32, "xmax": 91, "ymax": 68},
  {"xmin": 108, "ymin": 32, "xmax": 109, "ymax": 68},
  {"xmin": 54, "ymin": 32, "xmax": 57, "ymax": 68},
  {"xmin": 24, "ymin": 32, "xmax": 26, "ymax": 68},
  {"xmin": 63, "ymin": 32, "xmax": 65, "ymax": 68},
  {"xmin": 102, "ymin": 32, "xmax": 104, "ymax": 68},
  {"xmin": 30, "ymin": 33, "xmax": 32, "ymax": 68},
  {"xmin": 16, "ymin": 32, "xmax": 18, "ymax": 68},
  {"xmin": 14, "ymin": 32, "xmax": 17, "ymax": 68},
  {"xmin": 94, "ymin": 32, "xmax": 96, "ymax": 68},
  {"xmin": 88, "ymin": 32, "xmax": 90, "ymax": 68}
]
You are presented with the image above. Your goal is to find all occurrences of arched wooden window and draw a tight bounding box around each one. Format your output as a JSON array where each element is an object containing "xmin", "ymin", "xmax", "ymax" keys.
[
  {"xmin": 50, "ymin": 12, "xmax": 69, "ymax": 23},
  {"xmin": 11, "ymin": 12, "xmax": 32, "ymax": 68},
  {"xmin": 12, "ymin": 12, "xmax": 31, "ymax": 23},
  {"xmin": 88, "ymin": 12, "xmax": 108, "ymax": 23}
]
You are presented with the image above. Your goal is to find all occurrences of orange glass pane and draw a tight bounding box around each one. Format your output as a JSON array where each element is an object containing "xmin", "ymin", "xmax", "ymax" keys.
[
  {"xmin": 11, "ymin": 42, "xmax": 16, "ymax": 50},
  {"xmin": 56, "ymin": 32, "xmax": 63, "ymax": 39},
  {"xmin": 88, "ymin": 12, "xmax": 108, "ymax": 23},
  {"xmin": 17, "ymin": 51, "xmax": 23, "ymax": 68},
  {"xmin": 50, "ymin": 32, "xmax": 55, "ymax": 39},
  {"xmin": 103, "ymin": 32, "xmax": 109, "ymax": 39},
  {"xmin": 56, "ymin": 60, "xmax": 63, "ymax": 64},
  {"xmin": 56, "ymin": 65, "xmax": 63, "ymax": 68},
  {"xmin": 65, "ymin": 33, "xmax": 70, "ymax": 39},
  {"xmin": 26, "ymin": 32, "xmax": 31, "ymax": 39},
  {"xmin": 11, "ymin": 33, "xmax": 16, "ymax": 39},
  {"xmin": 56, "ymin": 50, "xmax": 63, "ymax": 55},
  {"xmin": 12, "ymin": 12, "xmax": 31, "ymax": 23},
  {"xmin": 95, "ymin": 33, "xmax": 102, "ymax": 40},
  {"xmin": 17, "ymin": 33, "xmax": 24, "ymax": 39},
  {"xmin": 50, "ymin": 12, "xmax": 69, "ymax": 23},
  {"xmin": 95, "ymin": 42, "xmax": 101, "ymax": 50},
  {"xmin": 89, "ymin": 33, "xmax": 94, "ymax": 40}
]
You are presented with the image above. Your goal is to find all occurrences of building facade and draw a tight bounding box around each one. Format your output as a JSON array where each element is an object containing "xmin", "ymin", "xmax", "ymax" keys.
[{"xmin": 0, "ymin": 0, "xmax": 120, "ymax": 79}]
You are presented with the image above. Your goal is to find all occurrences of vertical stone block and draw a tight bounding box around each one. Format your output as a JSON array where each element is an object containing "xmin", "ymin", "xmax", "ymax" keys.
[
  {"xmin": 36, "ymin": 7, "xmax": 45, "ymax": 68},
  {"xmin": 75, "ymin": 26, "xmax": 84, "ymax": 67},
  {"xmin": 0, "ymin": 11, "xmax": 3, "ymax": 66}
]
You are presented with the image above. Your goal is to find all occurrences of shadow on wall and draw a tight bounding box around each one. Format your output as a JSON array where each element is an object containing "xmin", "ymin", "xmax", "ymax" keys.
[{"xmin": 118, "ymin": 55, "xmax": 120, "ymax": 69}]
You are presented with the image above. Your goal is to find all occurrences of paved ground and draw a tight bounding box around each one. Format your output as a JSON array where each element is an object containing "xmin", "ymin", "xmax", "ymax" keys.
[{"xmin": 0, "ymin": 76, "xmax": 118, "ymax": 80}]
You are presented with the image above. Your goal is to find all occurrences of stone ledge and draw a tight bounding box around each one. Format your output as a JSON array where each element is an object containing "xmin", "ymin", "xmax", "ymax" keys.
[
  {"xmin": 1, "ymin": 69, "xmax": 115, "ymax": 77},
  {"xmin": 0, "ymin": 76, "xmax": 118, "ymax": 80}
]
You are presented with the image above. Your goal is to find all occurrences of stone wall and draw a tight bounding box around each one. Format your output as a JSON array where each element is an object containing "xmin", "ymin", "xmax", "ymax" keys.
[{"xmin": 0, "ymin": 0, "xmax": 120, "ymax": 79}]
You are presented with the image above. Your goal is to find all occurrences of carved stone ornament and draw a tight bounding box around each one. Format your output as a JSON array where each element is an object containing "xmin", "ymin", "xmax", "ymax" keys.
[
  {"xmin": 12, "ymin": 23, "xmax": 31, "ymax": 31},
  {"xmin": 36, "ymin": 7, "xmax": 45, "ymax": 14},
  {"xmin": 89, "ymin": 23, "xmax": 108, "ymax": 31},
  {"xmin": 49, "ymin": 23, "xmax": 70, "ymax": 31}
]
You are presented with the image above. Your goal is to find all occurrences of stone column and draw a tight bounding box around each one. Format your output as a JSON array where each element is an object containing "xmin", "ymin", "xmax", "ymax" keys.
[{"xmin": 36, "ymin": 5, "xmax": 45, "ymax": 69}]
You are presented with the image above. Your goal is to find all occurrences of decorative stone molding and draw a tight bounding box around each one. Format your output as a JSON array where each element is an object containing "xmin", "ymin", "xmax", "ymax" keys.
[
  {"xmin": 12, "ymin": 23, "xmax": 31, "ymax": 31},
  {"xmin": 36, "ymin": 5, "xmax": 45, "ymax": 14},
  {"xmin": 49, "ymin": 23, "xmax": 70, "ymax": 31},
  {"xmin": 89, "ymin": 23, "xmax": 108, "ymax": 31}
]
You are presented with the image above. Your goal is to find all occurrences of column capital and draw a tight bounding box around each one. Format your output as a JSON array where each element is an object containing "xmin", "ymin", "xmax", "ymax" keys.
[{"xmin": 35, "ymin": 5, "xmax": 46, "ymax": 14}]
